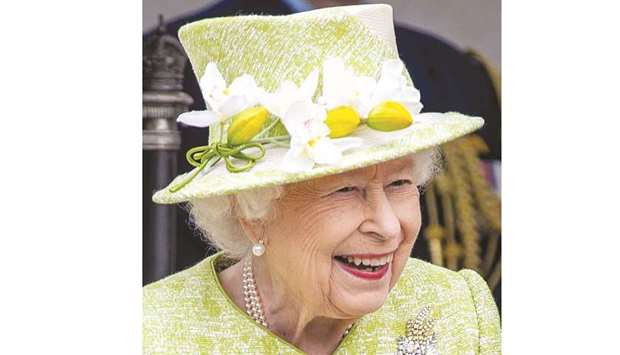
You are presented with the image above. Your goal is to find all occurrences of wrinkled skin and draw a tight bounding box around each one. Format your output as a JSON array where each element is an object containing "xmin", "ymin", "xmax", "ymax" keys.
[{"xmin": 223, "ymin": 155, "xmax": 422, "ymax": 353}]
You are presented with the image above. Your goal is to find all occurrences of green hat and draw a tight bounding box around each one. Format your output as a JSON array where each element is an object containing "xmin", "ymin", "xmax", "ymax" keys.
[{"xmin": 152, "ymin": 4, "xmax": 483, "ymax": 204}]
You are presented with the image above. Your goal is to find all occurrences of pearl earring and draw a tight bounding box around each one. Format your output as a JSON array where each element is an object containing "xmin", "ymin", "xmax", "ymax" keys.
[{"xmin": 252, "ymin": 240, "xmax": 265, "ymax": 256}]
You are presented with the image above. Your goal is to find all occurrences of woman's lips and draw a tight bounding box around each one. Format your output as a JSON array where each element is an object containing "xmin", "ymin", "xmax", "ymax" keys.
[{"xmin": 335, "ymin": 257, "xmax": 390, "ymax": 281}]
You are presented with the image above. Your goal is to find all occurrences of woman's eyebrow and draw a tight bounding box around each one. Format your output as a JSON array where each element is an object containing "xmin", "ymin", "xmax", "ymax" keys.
[{"xmin": 319, "ymin": 173, "xmax": 366, "ymax": 190}]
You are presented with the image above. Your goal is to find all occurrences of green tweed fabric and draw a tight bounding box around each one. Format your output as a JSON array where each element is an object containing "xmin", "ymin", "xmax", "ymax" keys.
[
  {"xmin": 152, "ymin": 9, "xmax": 484, "ymax": 204},
  {"xmin": 154, "ymin": 112, "xmax": 482, "ymax": 203},
  {"xmin": 143, "ymin": 253, "xmax": 501, "ymax": 354},
  {"xmin": 178, "ymin": 9, "xmax": 403, "ymax": 147}
]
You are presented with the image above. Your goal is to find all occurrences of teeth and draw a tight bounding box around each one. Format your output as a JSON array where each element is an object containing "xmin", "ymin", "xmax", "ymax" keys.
[{"xmin": 338, "ymin": 253, "xmax": 394, "ymax": 267}]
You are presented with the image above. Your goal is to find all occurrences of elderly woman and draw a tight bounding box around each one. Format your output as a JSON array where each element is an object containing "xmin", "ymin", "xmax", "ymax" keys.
[{"xmin": 144, "ymin": 4, "xmax": 500, "ymax": 354}]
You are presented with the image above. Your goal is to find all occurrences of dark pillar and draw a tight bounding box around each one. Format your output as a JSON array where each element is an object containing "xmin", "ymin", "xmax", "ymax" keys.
[
  {"xmin": 143, "ymin": 150, "xmax": 178, "ymax": 284},
  {"xmin": 142, "ymin": 15, "xmax": 193, "ymax": 285}
]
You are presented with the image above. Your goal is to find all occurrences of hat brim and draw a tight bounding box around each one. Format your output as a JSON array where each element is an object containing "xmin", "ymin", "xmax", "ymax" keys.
[{"xmin": 152, "ymin": 112, "xmax": 483, "ymax": 204}]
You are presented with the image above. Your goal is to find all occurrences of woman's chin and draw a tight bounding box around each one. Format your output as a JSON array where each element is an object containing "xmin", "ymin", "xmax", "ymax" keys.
[
  {"xmin": 329, "ymin": 259, "xmax": 393, "ymax": 316},
  {"xmin": 331, "ymin": 287, "xmax": 389, "ymax": 317}
]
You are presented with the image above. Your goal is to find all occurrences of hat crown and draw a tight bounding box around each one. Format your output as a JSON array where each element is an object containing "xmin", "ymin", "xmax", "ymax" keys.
[
  {"xmin": 178, "ymin": 4, "xmax": 406, "ymax": 143},
  {"xmin": 291, "ymin": 4, "xmax": 397, "ymax": 51}
]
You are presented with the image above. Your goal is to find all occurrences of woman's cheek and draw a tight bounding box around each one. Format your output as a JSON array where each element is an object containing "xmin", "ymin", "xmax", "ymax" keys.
[
  {"xmin": 391, "ymin": 194, "xmax": 421, "ymax": 234},
  {"xmin": 389, "ymin": 244, "xmax": 412, "ymax": 289},
  {"xmin": 322, "ymin": 198, "xmax": 364, "ymax": 227}
]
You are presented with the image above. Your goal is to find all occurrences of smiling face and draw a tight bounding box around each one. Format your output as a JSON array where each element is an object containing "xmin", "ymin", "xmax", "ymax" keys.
[{"xmin": 261, "ymin": 155, "xmax": 422, "ymax": 319}]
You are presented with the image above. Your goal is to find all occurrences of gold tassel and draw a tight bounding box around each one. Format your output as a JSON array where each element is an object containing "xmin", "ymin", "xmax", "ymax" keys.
[
  {"xmin": 463, "ymin": 135, "xmax": 501, "ymax": 233},
  {"xmin": 444, "ymin": 140, "xmax": 481, "ymax": 271},
  {"xmin": 419, "ymin": 50, "xmax": 502, "ymax": 291},
  {"xmin": 423, "ymin": 184, "xmax": 445, "ymax": 266},
  {"xmin": 434, "ymin": 173, "xmax": 458, "ymax": 270},
  {"xmin": 487, "ymin": 257, "xmax": 501, "ymax": 291}
]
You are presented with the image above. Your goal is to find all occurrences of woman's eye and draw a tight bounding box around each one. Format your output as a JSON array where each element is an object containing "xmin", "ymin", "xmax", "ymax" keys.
[
  {"xmin": 389, "ymin": 179, "xmax": 412, "ymax": 188},
  {"xmin": 335, "ymin": 186, "xmax": 358, "ymax": 194}
]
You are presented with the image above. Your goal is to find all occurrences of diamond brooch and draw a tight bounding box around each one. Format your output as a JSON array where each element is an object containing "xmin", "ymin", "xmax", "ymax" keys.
[{"xmin": 396, "ymin": 306, "xmax": 438, "ymax": 355}]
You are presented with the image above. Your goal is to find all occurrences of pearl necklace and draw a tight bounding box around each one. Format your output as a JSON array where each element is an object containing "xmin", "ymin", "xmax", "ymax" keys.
[
  {"xmin": 242, "ymin": 257, "xmax": 268, "ymax": 327},
  {"xmin": 241, "ymin": 257, "xmax": 353, "ymax": 338}
]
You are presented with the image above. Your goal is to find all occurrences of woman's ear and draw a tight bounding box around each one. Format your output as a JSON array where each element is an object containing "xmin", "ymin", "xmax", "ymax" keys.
[
  {"xmin": 231, "ymin": 195, "xmax": 268, "ymax": 246},
  {"xmin": 237, "ymin": 217, "xmax": 267, "ymax": 245}
]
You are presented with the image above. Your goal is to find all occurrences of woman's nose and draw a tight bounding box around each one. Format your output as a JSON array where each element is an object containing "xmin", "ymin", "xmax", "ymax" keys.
[{"xmin": 358, "ymin": 187, "xmax": 401, "ymax": 241}]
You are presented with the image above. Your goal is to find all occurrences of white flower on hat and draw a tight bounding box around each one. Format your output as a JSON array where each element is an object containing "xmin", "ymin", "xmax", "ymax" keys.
[
  {"xmin": 257, "ymin": 68, "xmax": 362, "ymax": 172},
  {"xmin": 280, "ymin": 101, "xmax": 362, "ymax": 172},
  {"xmin": 364, "ymin": 59, "xmax": 423, "ymax": 117},
  {"xmin": 258, "ymin": 69, "xmax": 320, "ymax": 118},
  {"xmin": 318, "ymin": 57, "xmax": 423, "ymax": 118},
  {"xmin": 317, "ymin": 58, "xmax": 423, "ymax": 136},
  {"xmin": 177, "ymin": 62, "xmax": 261, "ymax": 128},
  {"xmin": 318, "ymin": 57, "xmax": 375, "ymax": 113}
]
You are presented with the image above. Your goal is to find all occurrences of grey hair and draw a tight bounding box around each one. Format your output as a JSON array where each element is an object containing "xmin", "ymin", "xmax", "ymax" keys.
[{"xmin": 188, "ymin": 148, "xmax": 441, "ymax": 259}]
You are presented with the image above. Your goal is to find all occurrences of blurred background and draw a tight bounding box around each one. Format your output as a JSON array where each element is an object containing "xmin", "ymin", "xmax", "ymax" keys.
[
  {"xmin": 144, "ymin": 0, "xmax": 500, "ymax": 70},
  {"xmin": 143, "ymin": 0, "xmax": 501, "ymax": 308}
]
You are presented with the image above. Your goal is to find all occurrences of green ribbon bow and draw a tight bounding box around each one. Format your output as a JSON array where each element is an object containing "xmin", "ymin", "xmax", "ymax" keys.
[{"xmin": 169, "ymin": 142, "xmax": 266, "ymax": 193}]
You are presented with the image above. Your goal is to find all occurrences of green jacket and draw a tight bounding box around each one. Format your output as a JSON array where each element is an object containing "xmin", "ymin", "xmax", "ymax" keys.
[{"xmin": 144, "ymin": 253, "xmax": 500, "ymax": 354}]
